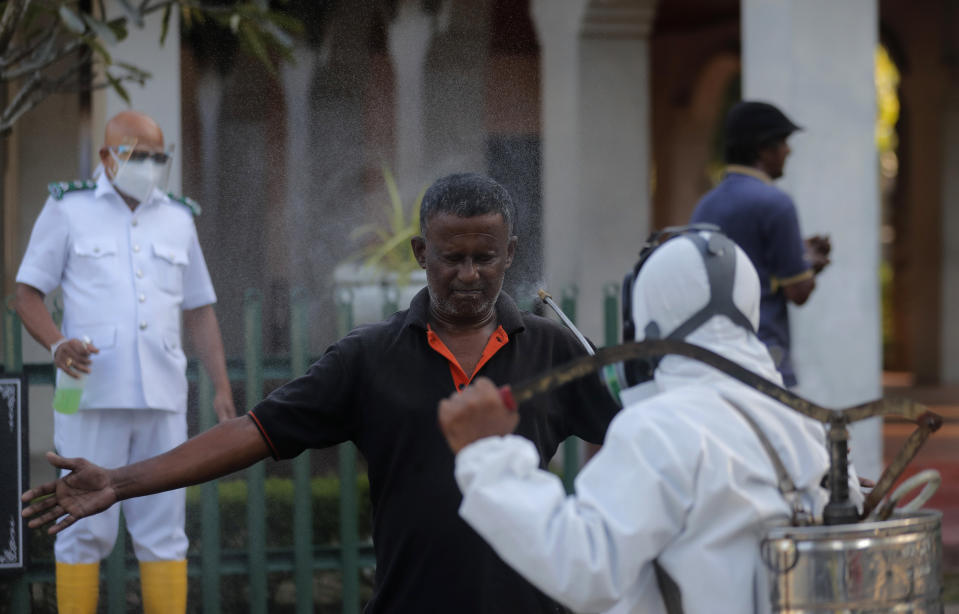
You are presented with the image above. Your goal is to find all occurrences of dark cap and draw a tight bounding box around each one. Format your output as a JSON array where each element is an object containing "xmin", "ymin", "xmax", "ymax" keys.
[{"xmin": 725, "ymin": 100, "xmax": 802, "ymax": 147}]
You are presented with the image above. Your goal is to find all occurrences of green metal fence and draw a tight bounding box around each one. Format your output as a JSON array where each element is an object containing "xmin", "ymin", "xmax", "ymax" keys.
[{"xmin": 1, "ymin": 283, "xmax": 617, "ymax": 612}]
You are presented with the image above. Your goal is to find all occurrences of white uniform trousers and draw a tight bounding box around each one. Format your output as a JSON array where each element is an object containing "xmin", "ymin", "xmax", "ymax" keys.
[{"xmin": 53, "ymin": 409, "xmax": 188, "ymax": 563}]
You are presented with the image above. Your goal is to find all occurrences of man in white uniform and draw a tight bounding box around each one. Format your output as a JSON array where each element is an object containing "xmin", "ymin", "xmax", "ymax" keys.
[
  {"xmin": 14, "ymin": 110, "xmax": 234, "ymax": 614},
  {"xmin": 438, "ymin": 229, "xmax": 862, "ymax": 613}
]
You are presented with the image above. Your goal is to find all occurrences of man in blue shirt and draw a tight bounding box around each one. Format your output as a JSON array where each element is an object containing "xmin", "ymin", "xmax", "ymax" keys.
[{"xmin": 691, "ymin": 100, "xmax": 830, "ymax": 386}]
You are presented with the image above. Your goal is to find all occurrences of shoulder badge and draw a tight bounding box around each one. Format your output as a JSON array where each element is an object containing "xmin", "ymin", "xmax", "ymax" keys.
[
  {"xmin": 48, "ymin": 180, "xmax": 96, "ymax": 201},
  {"xmin": 167, "ymin": 192, "xmax": 201, "ymax": 216}
]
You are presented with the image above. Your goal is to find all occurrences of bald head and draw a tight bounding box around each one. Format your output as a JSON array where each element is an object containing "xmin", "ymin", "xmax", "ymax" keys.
[{"xmin": 103, "ymin": 111, "xmax": 164, "ymax": 150}]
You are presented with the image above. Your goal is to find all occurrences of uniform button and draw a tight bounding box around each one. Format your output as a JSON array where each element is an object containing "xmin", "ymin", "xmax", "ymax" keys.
[
  {"xmin": 138, "ymin": 294, "xmax": 146, "ymax": 303},
  {"xmin": 136, "ymin": 269, "xmax": 144, "ymax": 278},
  {"xmin": 131, "ymin": 219, "xmax": 138, "ymax": 227},
  {"xmin": 93, "ymin": 246, "xmax": 100, "ymax": 254},
  {"xmin": 139, "ymin": 321, "xmax": 148, "ymax": 330},
  {"xmin": 133, "ymin": 244, "xmax": 140, "ymax": 253}
]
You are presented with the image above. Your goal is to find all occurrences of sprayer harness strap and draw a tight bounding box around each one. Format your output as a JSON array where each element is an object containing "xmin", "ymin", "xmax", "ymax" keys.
[
  {"xmin": 642, "ymin": 232, "xmax": 756, "ymax": 354},
  {"xmin": 721, "ymin": 395, "xmax": 813, "ymax": 526},
  {"xmin": 652, "ymin": 560, "xmax": 684, "ymax": 614}
]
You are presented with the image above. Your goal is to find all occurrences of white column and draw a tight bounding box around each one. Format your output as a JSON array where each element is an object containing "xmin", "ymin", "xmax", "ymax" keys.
[
  {"xmin": 532, "ymin": 0, "xmax": 589, "ymax": 304},
  {"xmin": 742, "ymin": 0, "xmax": 882, "ymax": 479},
  {"xmin": 195, "ymin": 69, "xmax": 224, "ymax": 230},
  {"xmin": 91, "ymin": 2, "xmax": 182, "ymax": 191},
  {"xmin": 942, "ymin": 86, "xmax": 959, "ymax": 383},
  {"xmin": 281, "ymin": 45, "xmax": 320, "ymax": 285},
  {"xmin": 575, "ymin": 0, "xmax": 658, "ymax": 341},
  {"xmin": 388, "ymin": 0, "xmax": 433, "ymax": 200},
  {"xmin": 423, "ymin": 0, "xmax": 490, "ymax": 176}
]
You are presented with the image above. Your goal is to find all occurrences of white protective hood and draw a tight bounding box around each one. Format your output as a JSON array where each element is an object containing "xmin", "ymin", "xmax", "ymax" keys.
[{"xmin": 628, "ymin": 232, "xmax": 835, "ymax": 502}]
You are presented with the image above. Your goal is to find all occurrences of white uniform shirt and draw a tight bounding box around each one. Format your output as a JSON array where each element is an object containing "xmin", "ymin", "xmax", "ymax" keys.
[
  {"xmin": 17, "ymin": 180, "xmax": 216, "ymax": 412},
  {"xmin": 455, "ymin": 327, "xmax": 862, "ymax": 614}
]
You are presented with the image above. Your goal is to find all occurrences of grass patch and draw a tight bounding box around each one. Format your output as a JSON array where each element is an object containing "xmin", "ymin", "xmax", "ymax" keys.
[{"xmin": 945, "ymin": 571, "xmax": 959, "ymax": 602}]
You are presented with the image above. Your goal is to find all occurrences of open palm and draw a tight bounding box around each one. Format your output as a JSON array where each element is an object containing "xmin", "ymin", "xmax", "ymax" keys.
[{"xmin": 21, "ymin": 452, "xmax": 118, "ymax": 535}]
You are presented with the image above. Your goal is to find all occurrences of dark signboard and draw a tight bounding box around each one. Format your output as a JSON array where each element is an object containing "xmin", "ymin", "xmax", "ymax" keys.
[{"xmin": 0, "ymin": 376, "xmax": 28, "ymax": 572}]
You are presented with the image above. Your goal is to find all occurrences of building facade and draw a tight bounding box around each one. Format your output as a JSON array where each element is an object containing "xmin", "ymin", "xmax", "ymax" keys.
[{"xmin": 8, "ymin": 0, "xmax": 959, "ymax": 482}]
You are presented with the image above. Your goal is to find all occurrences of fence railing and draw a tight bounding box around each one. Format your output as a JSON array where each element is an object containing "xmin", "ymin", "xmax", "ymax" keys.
[{"xmin": 0, "ymin": 282, "xmax": 621, "ymax": 613}]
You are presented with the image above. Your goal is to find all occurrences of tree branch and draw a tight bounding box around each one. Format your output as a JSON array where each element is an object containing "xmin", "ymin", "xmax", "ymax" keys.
[
  {"xmin": 3, "ymin": 30, "xmax": 82, "ymax": 80},
  {"xmin": 1, "ymin": 69, "xmax": 42, "ymax": 128},
  {"xmin": 0, "ymin": 0, "xmax": 30, "ymax": 58},
  {"xmin": 0, "ymin": 0, "xmax": 299, "ymax": 136},
  {"xmin": 0, "ymin": 48, "xmax": 96, "ymax": 134},
  {"xmin": 0, "ymin": 20, "xmax": 57, "ymax": 70}
]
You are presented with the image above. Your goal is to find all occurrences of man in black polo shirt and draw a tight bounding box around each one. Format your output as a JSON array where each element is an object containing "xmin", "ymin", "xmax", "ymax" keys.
[{"xmin": 23, "ymin": 173, "xmax": 620, "ymax": 613}]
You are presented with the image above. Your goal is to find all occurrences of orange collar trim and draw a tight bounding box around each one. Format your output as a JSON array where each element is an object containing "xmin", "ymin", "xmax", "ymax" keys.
[{"xmin": 426, "ymin": 324, "xmax": 510, "ymax": 391}]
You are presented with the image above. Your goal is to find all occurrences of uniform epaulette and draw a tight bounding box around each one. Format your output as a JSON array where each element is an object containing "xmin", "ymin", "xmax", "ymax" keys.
[
  {"xmin": 167, "ymin": 192, "xmax": 201, "ymax": 216},
  {"xmin": 48, "ymin": 180, "xmax": 96, "ymax": 200}
]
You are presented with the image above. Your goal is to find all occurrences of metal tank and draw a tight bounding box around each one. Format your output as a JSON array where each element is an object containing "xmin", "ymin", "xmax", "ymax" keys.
[{"xmin": 762, "ymin": 510, "xmax": 942, "ymax": 613}]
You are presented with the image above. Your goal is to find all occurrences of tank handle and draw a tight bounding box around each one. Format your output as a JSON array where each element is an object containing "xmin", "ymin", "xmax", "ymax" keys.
[{"xmin": 870, "ymin": 469, "xmax": 941, "ymax": 521}]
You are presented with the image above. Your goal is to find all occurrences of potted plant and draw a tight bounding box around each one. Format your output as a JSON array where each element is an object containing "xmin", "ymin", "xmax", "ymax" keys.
[{"xmin": 334, "ymin": 167, "xmax": 428, "ymax": 325}]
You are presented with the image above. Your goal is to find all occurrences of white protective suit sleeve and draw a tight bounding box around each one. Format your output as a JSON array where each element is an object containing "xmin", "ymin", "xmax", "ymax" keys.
[{"xmin": 456, "ymin": 415, "xmax": 697, "ymax": 614}]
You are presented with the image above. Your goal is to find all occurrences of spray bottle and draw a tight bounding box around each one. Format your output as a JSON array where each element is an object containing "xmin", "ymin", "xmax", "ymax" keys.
[{"xmin": 52, "ymin": 336, "xmax": 91, "ymax": 414}]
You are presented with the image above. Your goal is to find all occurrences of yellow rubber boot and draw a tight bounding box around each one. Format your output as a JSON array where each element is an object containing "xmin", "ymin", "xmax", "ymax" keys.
[
  {"xmin": 140, "ymin": 559, "xmax": 188, "ymax": 614},
  {"xmin": 55, "ymin": 561, "xmax": 100, "ymax": 614}
]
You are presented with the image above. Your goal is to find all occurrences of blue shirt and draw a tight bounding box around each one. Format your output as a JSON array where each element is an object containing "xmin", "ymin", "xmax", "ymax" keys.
[{"xmin": 690, "ymin": 166, "xmax": 811, "ymax": 386}]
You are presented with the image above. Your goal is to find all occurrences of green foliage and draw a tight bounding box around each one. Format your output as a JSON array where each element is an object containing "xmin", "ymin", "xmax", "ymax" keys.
[
  {"xmin": 945, "ymin": 572, "xmax": 959, "ymax": 602},
  {"xmin": 348, "ymin": 167, "xmax": 425, "ymax": 285},
  {"xmin": 177, "ymin": 1, "xmax": 302, "ymax": 76},
  {"xmin": 880, "ymin": 258, "xmax": 895, "ymax": 366},
  {"xmin": 184, "ymin": 474, "xmax": 373, "ymax": 548},
  {"xmin": 875, "ymin": 45, "xmax": 900, "ymax": 154},
  {"xmin": 0, "ymin": 1, "xmax": 301, "ymax": 133}
]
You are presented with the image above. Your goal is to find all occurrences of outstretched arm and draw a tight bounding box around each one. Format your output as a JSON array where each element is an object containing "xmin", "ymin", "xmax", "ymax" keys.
[{"xmin": 22, "ymin": 416, "xmax": 269, "ymax": 534}]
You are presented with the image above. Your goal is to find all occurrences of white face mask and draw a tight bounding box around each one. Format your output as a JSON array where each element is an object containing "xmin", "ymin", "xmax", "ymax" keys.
[
  {"xmin": 112, "ymin": 159, "xmax": 167, "ymax": 202},
  {"xmin": 107, "ymin": 143, "xmax": 174, "ymax": 203}
]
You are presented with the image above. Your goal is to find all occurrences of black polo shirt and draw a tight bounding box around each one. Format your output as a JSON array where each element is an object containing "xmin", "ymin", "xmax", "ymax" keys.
[{"xmin": 250, "ymin": 288, "xmax": 620, "ymax": 613}]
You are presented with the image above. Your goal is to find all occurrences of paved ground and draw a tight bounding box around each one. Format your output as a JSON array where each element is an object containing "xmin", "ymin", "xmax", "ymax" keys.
[{"xmin": 881, "ymin": 377, "xmax": 959, "ymax": 610}]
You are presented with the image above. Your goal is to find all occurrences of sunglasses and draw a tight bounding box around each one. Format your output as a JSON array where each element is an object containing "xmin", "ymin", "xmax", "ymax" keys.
[{"xmin": 112, "ymin": 145, "xmax": 171, "ymax": 164}]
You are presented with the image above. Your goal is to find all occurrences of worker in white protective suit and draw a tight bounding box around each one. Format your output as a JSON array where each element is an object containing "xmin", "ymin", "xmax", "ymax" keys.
[{"xmin": 437, "ymin": 228, "xmax": 863, "ymax": 614}]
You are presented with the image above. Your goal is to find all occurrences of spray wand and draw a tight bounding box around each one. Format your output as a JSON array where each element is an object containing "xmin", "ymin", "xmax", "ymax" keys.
[{"xmin": 498, "ymin": 289, "xmax": 599, "ymax": 412}]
